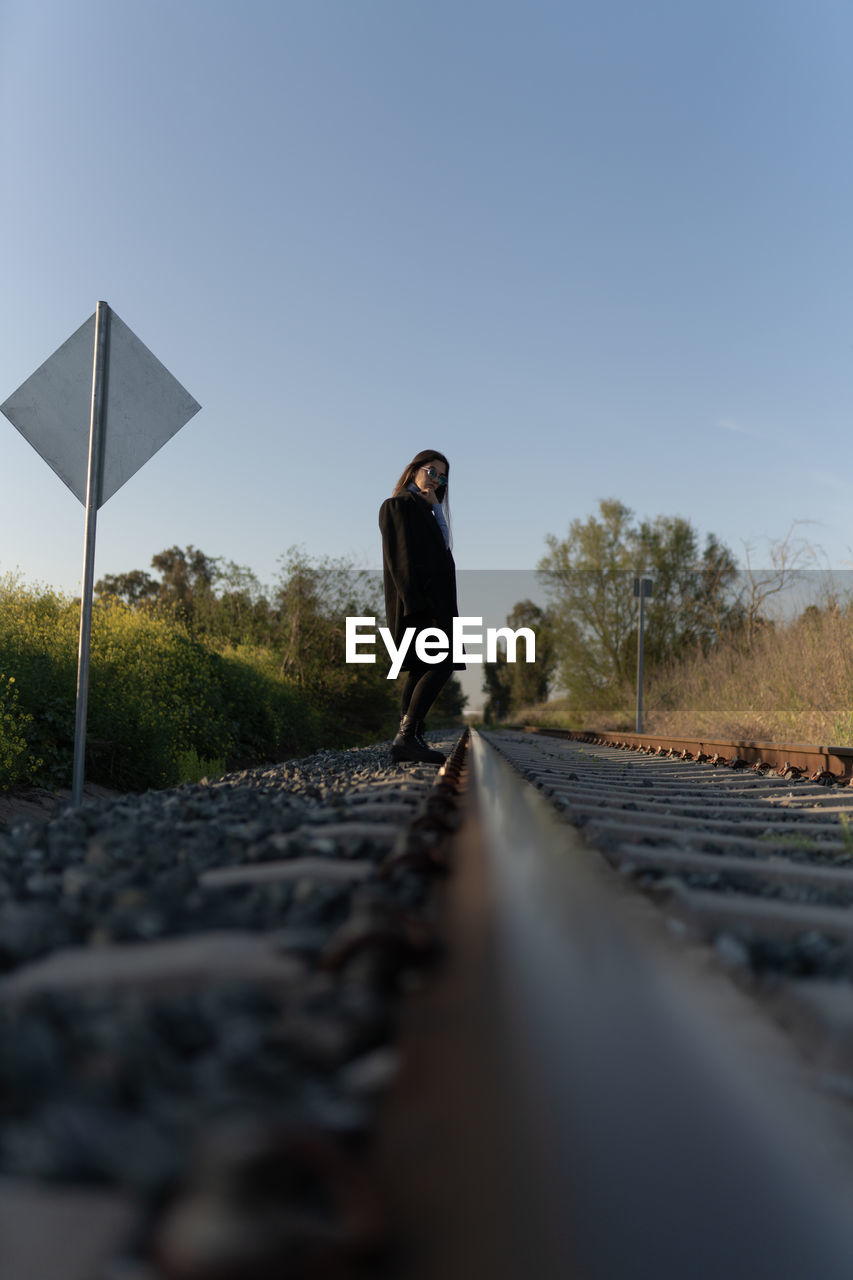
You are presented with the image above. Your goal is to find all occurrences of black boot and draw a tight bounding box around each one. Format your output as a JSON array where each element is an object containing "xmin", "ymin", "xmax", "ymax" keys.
[
  {"xmin": 390, "ymin": 714, "xmax": 445, "ymax": 764},
  {"xmin": 414, "ymin": 721, "xmax": 446, "ymax": 764}
]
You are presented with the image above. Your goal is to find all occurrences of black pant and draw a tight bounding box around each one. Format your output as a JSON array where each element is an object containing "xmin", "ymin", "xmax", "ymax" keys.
[{"xmin": 400, "ymin": 656, "xmax": 453, "ymax": 724}]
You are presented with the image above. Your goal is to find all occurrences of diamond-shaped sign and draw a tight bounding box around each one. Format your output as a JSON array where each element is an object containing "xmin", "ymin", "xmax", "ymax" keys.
[{"xmin": 1, "ymin": 309, "xmax": 201, "ymax": 507}]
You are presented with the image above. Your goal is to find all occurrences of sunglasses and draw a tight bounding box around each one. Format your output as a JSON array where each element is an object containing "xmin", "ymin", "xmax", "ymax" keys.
[{"xmin": 420, "ymin": 465, "xmax": 448, "ymax": 487}]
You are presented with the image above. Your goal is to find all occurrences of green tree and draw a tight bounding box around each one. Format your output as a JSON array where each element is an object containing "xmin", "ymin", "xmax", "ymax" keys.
[
  {"xmin": 633, "ymin": 519, "xmax": 743, "ymax": 665},
  {"xmin": 273, "ymin": 549, "xmax": 380, "ymax": 684},
  {"xmin": 199, "ymin": 560, "xmax": 276, "ymax": 647},
  {"xmin": 96, "ymin": 545, "xmax": 401, "ymax": 745},
  {"xmin": 482, "ymin": 600, "xmax": 557, "ymax": 723},
  {"xmin": 149, "ymin": 545, "xmax": 218, "ymax": 627},
  {"xmin": 429, "ymin": 674, "xmax": 468, "ymax": 724},
  {"xmin": 96, "ymin": 546, "xmax": 219, "ymax": 628},
  {"xmin": 273, "ymin": 549, "xmax": 398, "ymax": 740},
  {"xmin": 98, "ymin": 550, "xmax": 281, "ymax": 647},
  {"xmin": 537, "ymin": 499, "xmax": 741, "ymax": 715},
  {"xmin": 95, "ymin": 567, "xmax": 159, "ymax": 606}
]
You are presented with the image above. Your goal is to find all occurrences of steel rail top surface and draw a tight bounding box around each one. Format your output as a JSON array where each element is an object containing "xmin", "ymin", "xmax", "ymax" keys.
[{"xmin": 471, "ymin": 730, "xmax": 853, "ymax": 1280}]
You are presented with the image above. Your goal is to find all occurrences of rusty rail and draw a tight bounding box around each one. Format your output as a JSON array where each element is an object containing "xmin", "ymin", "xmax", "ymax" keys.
[{"xmin": 521, "ymin": 725, "xmax": 853, "ymax": 782}]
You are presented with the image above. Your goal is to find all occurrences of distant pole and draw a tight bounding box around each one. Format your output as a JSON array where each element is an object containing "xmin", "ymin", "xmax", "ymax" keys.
[
  {"xmin": 72, "ymin": 302, "xmax": 111, "ymax": 806},
  {"xmin": 634, "ymin": 575, "xmax": 653, "ymax": 734}
]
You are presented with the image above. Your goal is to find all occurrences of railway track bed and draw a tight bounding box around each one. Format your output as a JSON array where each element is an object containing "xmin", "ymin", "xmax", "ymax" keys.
[{"xmin": 7, "ymin": 724, "xmax": 853, "ymax": 1277}]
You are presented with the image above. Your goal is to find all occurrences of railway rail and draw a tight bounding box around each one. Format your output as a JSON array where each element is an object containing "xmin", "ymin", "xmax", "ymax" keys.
[
  {"xmin": 5, "ymin": 726, "xmax": 853, "ymax": 1276},
  {"xmin": 522, "ymin": 723, "xmax": 853, "ymax": 782}
]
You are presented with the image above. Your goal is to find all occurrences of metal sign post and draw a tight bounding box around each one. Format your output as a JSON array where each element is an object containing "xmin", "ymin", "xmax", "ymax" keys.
[
  {"xmin": 72, "ymin": 302, "xmax": 111, "ymax": 805},
  {"xmin": 634, "ymin": 575, "xmax": 654, "ymax": 733},
  {"xmin": 2, "ymin": 302, "xmax": 201, "ymax": 805}
]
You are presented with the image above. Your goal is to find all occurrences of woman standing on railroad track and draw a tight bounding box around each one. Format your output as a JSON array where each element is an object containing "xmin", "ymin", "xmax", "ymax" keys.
[{"xmin": 379, "ymin": 449, "xmax": 461, "ymax": 764}]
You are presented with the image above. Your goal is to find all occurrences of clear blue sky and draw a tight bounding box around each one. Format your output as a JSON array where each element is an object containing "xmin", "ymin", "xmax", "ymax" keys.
[{"xmin": 2, "ymin": 0, "xmax": 851, "ymax": 604}]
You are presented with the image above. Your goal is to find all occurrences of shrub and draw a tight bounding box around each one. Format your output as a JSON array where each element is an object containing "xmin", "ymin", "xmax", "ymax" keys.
[
  {"xmin": 0, "ymin": 576, "xmax": 373, "ymax": 792},
  {"xmin": 0, "ymin": 672, "xmax": 42, "ymax": 788},
  {"xmin": 0, "ymin": 575, "xmax": 79, "ymax": 787}
]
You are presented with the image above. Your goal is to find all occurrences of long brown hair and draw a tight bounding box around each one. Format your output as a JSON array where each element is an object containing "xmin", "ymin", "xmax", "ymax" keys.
[
  {"xmin": 392, "ymin": 449, "xmax": 452, "ymax": 544},
  {"xmin": 393, "ymin": 449, "xmax": 450, "ymax": 502}
]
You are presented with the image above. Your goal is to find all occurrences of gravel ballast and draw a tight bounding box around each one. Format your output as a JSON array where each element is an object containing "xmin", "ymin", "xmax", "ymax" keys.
[{"xmin": 0, "ymin": 732, "xmax": 463, "ymax": 1278}]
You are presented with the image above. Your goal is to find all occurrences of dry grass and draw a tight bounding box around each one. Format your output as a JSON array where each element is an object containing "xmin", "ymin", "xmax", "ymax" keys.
[{"xmin": 515, "ymin": 607, "xmax": 853, "ymax": 747}]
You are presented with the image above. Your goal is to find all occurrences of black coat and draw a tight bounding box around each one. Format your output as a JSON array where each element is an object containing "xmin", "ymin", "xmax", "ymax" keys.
[{"xmin": 378, "ymin": 490, "xmax": 463, "ymax": 672}]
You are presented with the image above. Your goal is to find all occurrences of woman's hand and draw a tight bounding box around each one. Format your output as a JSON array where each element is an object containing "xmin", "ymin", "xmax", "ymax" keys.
[{"xmin": 415, "ymin": 480, "xmax": 438, "ymax": 506}]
